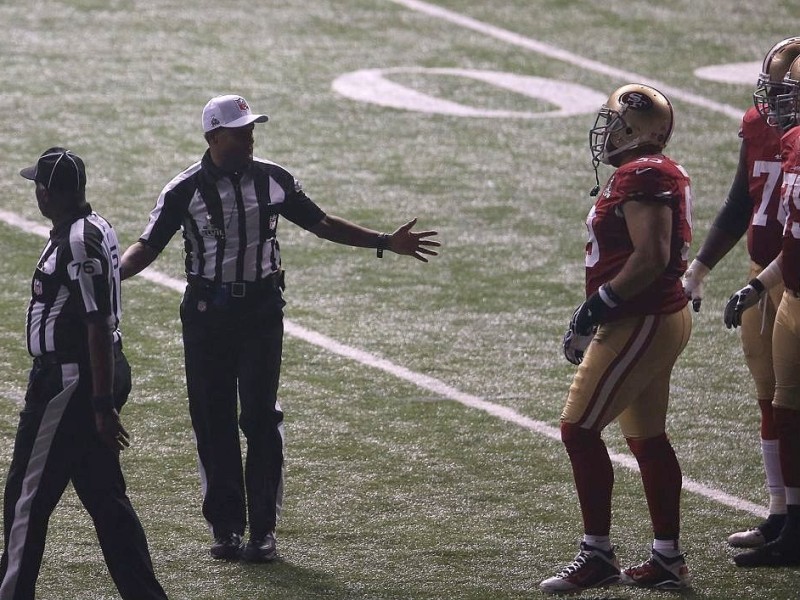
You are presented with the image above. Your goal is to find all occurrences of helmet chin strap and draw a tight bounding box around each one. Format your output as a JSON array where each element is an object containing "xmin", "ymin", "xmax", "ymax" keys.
[{"xmin": 589, "ymin": 160, "xmax": 601, "ymax": 197}]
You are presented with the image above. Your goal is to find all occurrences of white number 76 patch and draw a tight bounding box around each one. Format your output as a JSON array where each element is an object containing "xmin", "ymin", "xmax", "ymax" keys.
[{"xmin": 68, "ymin": 258, "xmax": 102, "ymax": 280}]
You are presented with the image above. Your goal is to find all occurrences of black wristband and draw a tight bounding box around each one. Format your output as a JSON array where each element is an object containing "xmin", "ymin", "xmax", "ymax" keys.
[
  {"xmin": 748, "ymin": 278, "xmax": 766, "ymax": 295},
  {"xmin": 376, "ymin": 233, "xmax": 389, "ymax": 258},
  {"xmin": 92, "ymin": 394, "xmax": 115, "ymax": 412},
  {"xmin": 598, "ymin": 283, "xmax": 623, "ymax": 308}
]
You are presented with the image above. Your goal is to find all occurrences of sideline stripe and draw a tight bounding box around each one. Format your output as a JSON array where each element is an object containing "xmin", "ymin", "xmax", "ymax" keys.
[
  {"xmin": 386, "ymin": 0, "xmax": 744, "ymax": 120},
  {"xmin": 0, "ymin": 209, "xmax": 767, "ymax": 518}
]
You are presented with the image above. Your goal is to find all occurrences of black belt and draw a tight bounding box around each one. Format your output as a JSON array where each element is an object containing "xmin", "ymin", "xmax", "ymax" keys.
[
  {"xmin": 32, "ymin": 353, "xmax": 63, "ymax": 367},
  {"xmin": 32, "ymin": 341, "xmax": 123, "ymax": 367},
  {"xmin": 187, "ymin": 272, "xmax": 284, "ymax": 299}
]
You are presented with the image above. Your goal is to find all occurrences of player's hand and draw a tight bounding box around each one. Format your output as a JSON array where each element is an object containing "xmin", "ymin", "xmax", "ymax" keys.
[
  {"xmin": 563, "ymin": 326, "xmax": 595, "ymax": 365},
  {"xmin": 682, "ymin": 259, "xmax": 710, "ymax": 312},
  {"xmin": 570, "ymin": 284, "xmax": 618, "ymax": 336},
  {"xmin": 723, "ymin": 281, "xmax": 764, "ymax": 329},
  {"xmin": 389, "ymin": 218, "xmax": 440, "ymax": 262},
  {"xmin": 569, "ymin": 302, "xmax": 595, "ymax": 336},
  {"xmin": 94, "ymin": 409, "xmax": 131, "ymax": 452}
]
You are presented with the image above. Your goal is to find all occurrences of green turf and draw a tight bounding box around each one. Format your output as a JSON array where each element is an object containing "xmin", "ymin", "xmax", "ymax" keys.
[{"xmin": 0, "ymin": 0, "xmax": 797, "ymax": 598}]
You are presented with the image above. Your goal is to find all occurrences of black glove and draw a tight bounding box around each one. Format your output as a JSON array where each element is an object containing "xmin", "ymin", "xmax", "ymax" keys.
[
  {"xmin": 570, "ymin": 283, "xmax": 621, "ymax": 335},
  {"xmin": 563, "ymin": 325, "xmax": 595, "ymax": 365},
  {"xmin": 723, "ymin": 278, "xmax": 765, "ymax": 329}
]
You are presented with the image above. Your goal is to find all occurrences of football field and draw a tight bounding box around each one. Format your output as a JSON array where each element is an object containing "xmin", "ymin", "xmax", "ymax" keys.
[{"xmin": 0, "ymin": 1, "xmax": 799, "ymax": 598}]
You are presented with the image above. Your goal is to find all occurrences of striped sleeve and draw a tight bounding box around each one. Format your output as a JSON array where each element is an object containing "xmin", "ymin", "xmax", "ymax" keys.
[
  {"xmin": 139, "ymin": 162, "xmax": 201, "ymax": 251},
  {"xmin": 67, "ymin": 220, "xmax": 111, "ymax": 317},
  {"xmin": 267, "ymin": 165, "xmax": 326, "ymax": 229}
]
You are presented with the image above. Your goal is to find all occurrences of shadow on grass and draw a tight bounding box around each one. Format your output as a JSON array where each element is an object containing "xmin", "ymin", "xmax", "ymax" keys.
[{"xmin": 236, "ymin": 558, "xmax": 353, "ymax": 599}]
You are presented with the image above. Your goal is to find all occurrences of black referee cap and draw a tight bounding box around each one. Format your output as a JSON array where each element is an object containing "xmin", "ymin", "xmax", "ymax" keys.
[{"xmin": 20, "ymin": 147, "xmax": 86, "ymax": 193}]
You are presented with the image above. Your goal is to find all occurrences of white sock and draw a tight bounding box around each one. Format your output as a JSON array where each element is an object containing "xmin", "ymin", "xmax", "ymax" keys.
[
  {"xmin": 652, "ymin": 538, "xmax": 682, "ymax": 558},
  {"xmin": 762, "ymin": 439, "xmax": 787, "ymax": 515},
  {"xmin": 583, "ymin": 534, "xmax": 612, "ymax": 551},
  {"xmin": 785, "ymin": 487, "xmax": 800, "ymax": 506}
]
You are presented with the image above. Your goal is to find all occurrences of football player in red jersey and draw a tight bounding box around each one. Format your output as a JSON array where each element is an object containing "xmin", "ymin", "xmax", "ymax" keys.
[
  {"xmin": 683, "ymin": 37, "xmax": 800, "ymax": 549},
  {"xmin": 541, "ymin": 84, "xmax": 693, "ymax": 594},
  {"xmin": 725, "ymin": 53, "xmax": 800, "ymax": 567}
]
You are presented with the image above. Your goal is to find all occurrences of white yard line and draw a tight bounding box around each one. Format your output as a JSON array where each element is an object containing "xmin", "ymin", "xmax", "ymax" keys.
[
  {"xmin": 0, "ymin": 209, "xmax": 767, "ymax": 518},
  {"xmin": 387, "ymin": 0, "xmax": 745, "ymax": 121}
]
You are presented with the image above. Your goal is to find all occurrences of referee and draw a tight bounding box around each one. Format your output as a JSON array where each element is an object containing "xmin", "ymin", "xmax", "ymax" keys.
[
  {"xmin": 121, "ymin": 94, "xmax": 439, "ymax": 562},
  {"xmin": 0, "ymin": 148, "xmax": 168, "ymax": 599}
]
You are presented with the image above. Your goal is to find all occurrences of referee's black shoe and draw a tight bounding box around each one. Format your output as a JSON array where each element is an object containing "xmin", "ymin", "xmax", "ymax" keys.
[
  {"xmin": 241, "ymin": 532, "xmax": 278, "ymax": 563},
  {"xmin": 210, "ymin": 532, "xmax": 244, "ymax": 560}
]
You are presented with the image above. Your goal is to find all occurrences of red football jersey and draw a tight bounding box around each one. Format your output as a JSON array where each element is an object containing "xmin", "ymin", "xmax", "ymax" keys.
[
  {"xmin": 585, "ymin": 153, "xmax": 692, "ymax": 319},
  {"xmin": 780, "ymin": 127, "xmax": 800, "ymax": 294},
  {"xmin": 742, "ymin": 106, "xmax": 785, "ymax": 267}
]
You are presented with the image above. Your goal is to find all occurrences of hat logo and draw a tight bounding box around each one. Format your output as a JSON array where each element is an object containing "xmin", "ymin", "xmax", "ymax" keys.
[
  {"xmin": 235, "ymin": 97, "xmax": 249, "ymax": 112},
  {"xmin": 210, "ymin": 116, "xmax": 220, "ymax": 127}
]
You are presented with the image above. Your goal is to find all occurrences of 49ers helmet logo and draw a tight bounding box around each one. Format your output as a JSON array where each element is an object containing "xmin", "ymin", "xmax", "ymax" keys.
[{"xmin": 619, "ymin": 91, "xmax": 653, "ymax": 110}]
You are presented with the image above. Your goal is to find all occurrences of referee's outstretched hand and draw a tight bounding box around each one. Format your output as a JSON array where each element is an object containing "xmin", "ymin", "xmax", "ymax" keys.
[
  {"xmin": 95, "ymin": 409, "xmax": 131, "ymax": 452},
  {"xmin": 389, "ymin": 218, "xmax": 440, "ymax": 262}
]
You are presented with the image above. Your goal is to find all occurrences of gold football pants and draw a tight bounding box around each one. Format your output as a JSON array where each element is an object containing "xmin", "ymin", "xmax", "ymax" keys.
[{"xmin": 562, "ymin": 305, "xmax": 691, "ymax": 439}]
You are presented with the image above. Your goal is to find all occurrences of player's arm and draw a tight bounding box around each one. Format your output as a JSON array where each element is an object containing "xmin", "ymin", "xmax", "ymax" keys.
[
  {"xmin": 696, "ymin": 141, "xmax": 753, "ymax": 268},
  {"xmin": 684, "ymin": 141, "xmax": 753, "ymax": 309},
  {"xmin": 120, "ymin": 241, "xmax": 160, "ymax": 280},
  {"xmin": 609, "ymin": 199, "xmax": 672, "ymax": 298},
  {"xmin": 308, "ymin": 215, "xmax": 440, "ymax": 262},
  {"xmin": 86, "ymin": 314, "xmax": 130, "ymax": 451},
  {"xmin": 569, "ymin": 199, "xmax": 671, "ymax": 334}
]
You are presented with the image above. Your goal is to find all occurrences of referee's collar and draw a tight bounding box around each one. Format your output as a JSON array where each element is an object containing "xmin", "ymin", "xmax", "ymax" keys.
[
  {"xmin": 202, "ymin": 150, "xmax": 250, "ymax": 182},
  {"xmin": 50, "ymin": 203, "xmax": 93, "ymax": 236}
]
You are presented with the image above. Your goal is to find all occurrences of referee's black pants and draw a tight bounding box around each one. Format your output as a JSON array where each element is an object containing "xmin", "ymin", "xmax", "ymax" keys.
[
  {"xmin": 181, "ymin": 284, "xmax": 285, "ymax": 541},
  {"xmin": 0, "ymin": 349, "xmax": 168, "ymax": 600}
]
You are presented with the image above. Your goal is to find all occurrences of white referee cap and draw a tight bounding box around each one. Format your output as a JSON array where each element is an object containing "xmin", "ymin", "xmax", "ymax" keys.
[{"xmin": 202, "ymin": 95, "xmax": 269, "ymax": 133}]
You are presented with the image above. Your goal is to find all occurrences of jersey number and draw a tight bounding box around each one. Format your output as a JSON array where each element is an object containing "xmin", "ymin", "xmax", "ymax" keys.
[
  {"xmin": 585, "ymin": 205, "xmax": 599, "ymax": 267},
  {"xmin": 752, "ymin": 160, "xmax": 786, "ymax": 227},
  {"xmin": 784, "ymin": 172, "xmax": 800, "ymax": 240},
  {"xmin": 68, "ymin": 258, "xmax": 103, "ymax": 280}
]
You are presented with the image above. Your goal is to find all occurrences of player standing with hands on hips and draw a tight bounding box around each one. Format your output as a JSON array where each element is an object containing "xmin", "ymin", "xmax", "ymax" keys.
[
  {"xmin": 120, "ymin": 94, "xmax": 439, "ymax": 562},
  {"xmin": 0, "ymin": 148, "xmax": 169, "ymax": 599},
  {"xmin": 543, "ymin": 84, "xmax": 693, "ymax": 594}
]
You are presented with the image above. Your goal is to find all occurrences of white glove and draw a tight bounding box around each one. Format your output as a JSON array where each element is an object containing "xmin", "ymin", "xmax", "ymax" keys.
[
  {"xmin": 563, "ymin": 327, "xmax": 595, "ymax": 365},
  {"xmin": 723, "ymin": 279, "xmax": 765, "ymax": 329},
  {"xmin": 682, "ymin": 259, "xmax": 710, "ymax": 312}
]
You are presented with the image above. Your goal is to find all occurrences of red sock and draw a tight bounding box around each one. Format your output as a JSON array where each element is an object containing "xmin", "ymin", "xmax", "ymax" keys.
[
  {"xmin": 775, "ymin": 407, "xmax": 800, "ymax": 488},
  {"xmin": 759, "ymin": 398, "xmax": 778, "ymax": 440},
  {"xmin": 561, "ymin": 422, "xmax": 613, "ymax": 536},
  {"xmin": 626, "ymin": 433, "xmax": 681, "ymax": 540}
]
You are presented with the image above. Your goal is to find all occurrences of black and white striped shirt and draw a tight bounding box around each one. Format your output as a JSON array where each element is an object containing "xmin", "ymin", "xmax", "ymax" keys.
[
  {"xmin": 139, "ymin": 151, "xmax": 326, "ymax": 283},
  {"xmin": 27, "ymin": 205, "xmax": 123, "ymax": 360}
]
